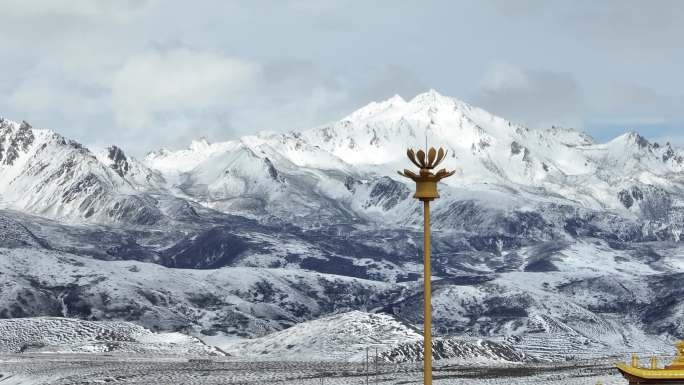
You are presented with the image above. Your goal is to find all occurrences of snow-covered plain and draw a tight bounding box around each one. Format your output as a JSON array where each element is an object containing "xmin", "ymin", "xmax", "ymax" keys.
[{"xmin": 0, "ymin": 355, "xmax": 629, "ymax": 385}]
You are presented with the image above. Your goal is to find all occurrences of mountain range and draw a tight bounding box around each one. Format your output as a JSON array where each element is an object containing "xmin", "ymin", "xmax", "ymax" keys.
[{"xmin": 1, "ymin": 90, "xmax": 683, "ymax": 360}]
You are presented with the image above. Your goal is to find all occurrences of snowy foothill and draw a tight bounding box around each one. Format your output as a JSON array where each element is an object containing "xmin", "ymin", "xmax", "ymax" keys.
[{"xmin": 0, "ymin": 317, "xmax": 220, "ymax": 356}]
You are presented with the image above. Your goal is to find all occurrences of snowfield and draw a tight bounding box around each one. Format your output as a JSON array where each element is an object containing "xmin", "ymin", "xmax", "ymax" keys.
[
  {"xmin": 0, "ymin": 355, "xmax": 630, "ymax": 384},
  {"xmin": 0, "ymin": 317, "xmax": 219, "ymax": 356}
]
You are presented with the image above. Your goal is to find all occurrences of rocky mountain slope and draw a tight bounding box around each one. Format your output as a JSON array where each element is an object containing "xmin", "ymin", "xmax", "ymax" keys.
[
  {"xmin": 0, "ymin": 118, "xmax": 165, "ymax": 224},
  {"xmin": 1, "ymin": 90, "xmax": 683, "ymax": 360}
]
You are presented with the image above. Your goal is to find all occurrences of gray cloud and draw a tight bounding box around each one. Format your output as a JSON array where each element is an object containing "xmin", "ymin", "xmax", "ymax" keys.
[
  {"xmin": 567, "ymin": 1, "xmax": 684, "ymax": 49},
  {"xmin": 474, "ymin": 63, "xmax": 584, "ymax": 129},
  {"xmin": 486, "ymin": 0, "xmax": 684, "ymax": 56}
]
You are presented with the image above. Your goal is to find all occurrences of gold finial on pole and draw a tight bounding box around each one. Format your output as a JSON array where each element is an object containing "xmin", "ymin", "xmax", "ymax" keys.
[
  {"xmin": 632, "ymin": 353, "xmax": 640, "ymax": 368},
  {"xmin": 398, "ymin": 146, "xmax": 455, "ymax": 385},
  {"xmin": 651, "ymin": 356, "xmax": 658, "ymax": 369}
]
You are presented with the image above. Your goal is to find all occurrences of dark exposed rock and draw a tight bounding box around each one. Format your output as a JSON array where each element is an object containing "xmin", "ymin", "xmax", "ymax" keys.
[
  {"xmin": 107, "ymin": 146, "xmax": 130, "ymax": 177},
  {"xmin": 300, "ymin": 256, "xmax": 370, "ymax": 279},
  {"xmin": 524, "ymin": 257, "xmax": 559, "ymax": 272},
  {"xmin": 638, "ymin": 185, "xmax": 672, "ymax": 220},
  {"xmin": 522, "ymin": 147, "xmax": 531, "ymax": 162},
  {"xmin": 618, "ymin": 189, "xmax": 634, "ymax": 209},
  {"xmin": 62, "ymin": 173, "xmax": 102, "ymax": 204},
  {"xmin": 344, "ymin": 175, "xmax": 360, "ymax": 192},
  {"xmin": 106, "ymin": 196, "xmax": 163, "ymax": 225},
  {"xmin": 0, "ymin": 120, "xmax": 35, "ymax": 166},
  {"xmin": 369, "ymin": 129, "xmax": 380, "ymax": 146},
  {"xmin": 363, "ymin": 176, "xmax": 411, "ymax": 211},
  {"xmin": 380, "ymin": 337, "xmax": 525, "ymax": 363},
  {"xmin": 263, "ymin": 157, "xmax": 280, "ymax": 181},
  {"xmin": 160, "ymin": 226, "xmax": 251, "ymax": 269},
  {"xmin": 630, "ymin": 132, "xmax": 650, "ymax": 149},
  {"xmin": 661, "ymin": 144, "xmax": 684, "ymax": 164}
]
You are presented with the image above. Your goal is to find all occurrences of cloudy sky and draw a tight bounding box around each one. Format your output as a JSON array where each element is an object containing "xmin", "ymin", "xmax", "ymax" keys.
[{"xmin": 1, "ymin": 0, "xmax": 683, "ymax": 155}]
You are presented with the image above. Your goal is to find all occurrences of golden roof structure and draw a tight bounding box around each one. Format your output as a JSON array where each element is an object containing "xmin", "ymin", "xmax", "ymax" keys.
[{"xmin": 617, "ymin": 341, "xmax": 684, "ymax": 384}]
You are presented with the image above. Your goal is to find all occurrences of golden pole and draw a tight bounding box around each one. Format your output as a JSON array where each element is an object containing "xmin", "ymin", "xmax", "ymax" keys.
[
  {"xmin": 397, "ymin": 146, "xmax": 455, "ymax": 385},
  {"xmin": 423, "ymin": 199, "xmax": 432, "ymax": 385}
]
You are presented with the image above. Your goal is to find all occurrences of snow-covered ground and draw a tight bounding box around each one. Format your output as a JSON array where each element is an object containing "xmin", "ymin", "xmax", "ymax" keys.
[
  {"xmin": 0, "ymin": 315, "xmax": 635, "ymax": 384},
  {"xmin": 0, "ymin": 317, "xmax": 220, "ymax": 356},
  {"xmin": 0, "ymin": 354, "xmax": 628, "ymax": 384}
]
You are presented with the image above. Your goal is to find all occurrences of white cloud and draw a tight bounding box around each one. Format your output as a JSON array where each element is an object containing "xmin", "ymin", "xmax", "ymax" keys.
[
  {"xmin": 3, "ymin": 0, "xmax": 155, "ymax": 20},
  {"xmin": 106, "ymin": 48, "xmax": 357, "ymax": 152},
  {"xmin": 111, "ymin": 49, "xmax": 260, "ymax": 129},
  {"xmin": 480, "ymin": 63, "xmax": 531, "ymax": 93}
]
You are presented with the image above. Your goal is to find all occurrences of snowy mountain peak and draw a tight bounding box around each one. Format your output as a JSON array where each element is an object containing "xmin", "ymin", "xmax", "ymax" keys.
[
  {"xmin": 189, "ymin": 136, "xmax": 212, "ymax": 151},
  {"xmin": 0, "ymin": 116, "xmax": 171, "ymax": 223},
  {"xmin": 606, "ymin": 132, "xmax": 670, "ymax": 158},
  {"xmin": 387, "ymin": 94, "xmax": 406, "ymax": 104},
  {"xmin": 0, "ymin": 118, "xmax": 36, "ymax": 166},
  {"xmin": 344, "ymin": 89, "xmax": 465, "ymax": 124},
  {"xmin": 628, "ymin": 132, "xmax": 652, "ymax": 149},
  {"xmin": 409, "ymin": 88, "xmax": 456, "ymax": 107},
  {"xmin": 344, "ymin": 94, "xmax": 408, "ymax": 122}
]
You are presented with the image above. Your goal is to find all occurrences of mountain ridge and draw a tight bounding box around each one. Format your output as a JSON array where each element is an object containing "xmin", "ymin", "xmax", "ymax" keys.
[{"xmin": 3, "ymin": 90, "xmax": 683, "ymax": 226}]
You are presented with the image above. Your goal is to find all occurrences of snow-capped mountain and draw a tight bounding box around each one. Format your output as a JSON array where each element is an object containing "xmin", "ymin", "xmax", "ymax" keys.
[
  {"xmin": 137, "ymin": 90, "xmax": 684, "ymax": 233},
  {"xmin": 4, "ymin": 90, "xmax": 683, "ymax": 231},
  {"xmin": 1, "ymin": 90, "xmax": 684, "ymax": 361},
  {"xmin": 0, "ymin": 118, "xmax": 166, "ymax": 224}
]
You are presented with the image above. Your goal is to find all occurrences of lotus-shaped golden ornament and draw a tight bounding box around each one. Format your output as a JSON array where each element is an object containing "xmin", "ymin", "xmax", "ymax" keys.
[{"xmin": 398, "ymin": 147, "xmax": 455, "ymax": 201}]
